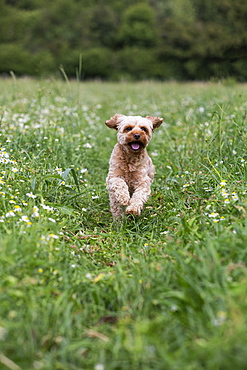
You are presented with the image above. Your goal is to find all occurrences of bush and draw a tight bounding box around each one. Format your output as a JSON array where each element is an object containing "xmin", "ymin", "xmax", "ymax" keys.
[
  {"xmin": 115, "ymin": 47, "xmax": 160, "ymax": 80},
  {"xmin": 118, "ymin": 3, "xmax": 157, "ymax": 48},
  {"xmin": 81, "ymin": 48, "xmax": 113, "ymax": 79},
  {"xmin": 58, "ymin": 48, "xmax": 114, "ymax": 79},
  {"xmin": 115, "ymin": 47, "xmax": 184, "ymax": 80},
  {"xmin": 185, "ymin": 58, "xmax": 238, "ymax": 80},
  {"xmin": 32, "ymin": 50, "xmax": 56, "ymax": 76},
  {"xmin": 0, "ymin": 44, "xmax": 55, "ymax": 76},
  {"xmin": 0, "ymin": 44, "xmax": 34, "ymax": 75},
  {"xmin": 233, "ymin": 59, "xmax": 247, "ymax": 81}
]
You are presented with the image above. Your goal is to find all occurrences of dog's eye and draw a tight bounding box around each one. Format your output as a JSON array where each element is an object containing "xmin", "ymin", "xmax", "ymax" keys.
[
  {"xmin": 125, "ymin": 127, "xmax": 132, "ymax": 131},
  {"xmin": 141, "ymin": 127, "xmax": 147, "ymax": 132}
]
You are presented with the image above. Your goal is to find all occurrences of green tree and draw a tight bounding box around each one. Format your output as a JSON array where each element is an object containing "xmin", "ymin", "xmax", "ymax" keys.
[
  {"xmin": 90, "ymin": 5, "xmax": 118, "ymax": 47},
  {"xmin": 0, "ymin": 0, "xmax": 246, "ymax": 80},
  {"xmin": 118, "ymin": 3, "xmax": 157, "ymax": 47}
]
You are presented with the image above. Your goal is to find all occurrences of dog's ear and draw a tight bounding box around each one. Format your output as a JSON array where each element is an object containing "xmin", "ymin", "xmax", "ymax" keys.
[
  {"xmin": 105, "ymin": 114, "xmax": 125, "ymax": 130},
  {"xmin": 146, "ymin": 116, "xmax": 163, "ymax": 130}
]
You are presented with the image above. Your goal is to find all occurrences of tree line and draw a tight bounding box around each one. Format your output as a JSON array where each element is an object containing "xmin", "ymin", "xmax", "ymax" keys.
[{"xmin": 0, "ymin": 0, "xmax": 246, "ymax": 81}]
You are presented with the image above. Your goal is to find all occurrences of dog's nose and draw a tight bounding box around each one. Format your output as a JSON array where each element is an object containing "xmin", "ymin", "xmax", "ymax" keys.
[{"xmin": 133, "ymin": 134, "xmax": 140, "ymax": 140}]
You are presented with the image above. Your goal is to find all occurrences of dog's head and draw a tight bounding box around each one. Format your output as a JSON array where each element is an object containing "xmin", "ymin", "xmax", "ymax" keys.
[{"xmin": 105, "ymin": 114, "xmax": 163, "ymax": 153}]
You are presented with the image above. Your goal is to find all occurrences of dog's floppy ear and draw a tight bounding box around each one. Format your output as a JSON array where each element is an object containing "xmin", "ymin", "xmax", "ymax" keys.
[
  {"xmin": 146, "ymin": 116, "xmax": 163, "ymax": 130},
  {"xmin": 105, "ymin": 114, "xmax": 125, "ymax": 130}
]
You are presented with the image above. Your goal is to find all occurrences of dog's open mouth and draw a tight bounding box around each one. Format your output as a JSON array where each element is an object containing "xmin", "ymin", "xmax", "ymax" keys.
[{"xmin": 129, "ymin": 142, "xmax": 142, "ymax": 151}]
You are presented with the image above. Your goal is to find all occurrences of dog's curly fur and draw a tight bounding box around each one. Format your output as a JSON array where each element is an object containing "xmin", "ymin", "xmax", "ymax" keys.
[{"xmin": 105, "ymin": 114, "xmax": 163, "ymax": 219}]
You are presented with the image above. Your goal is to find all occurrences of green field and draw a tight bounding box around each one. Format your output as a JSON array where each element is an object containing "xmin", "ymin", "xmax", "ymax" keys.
[{"xmin": 0, "ymin": 78, "xmax": 247, "ymax": 369}]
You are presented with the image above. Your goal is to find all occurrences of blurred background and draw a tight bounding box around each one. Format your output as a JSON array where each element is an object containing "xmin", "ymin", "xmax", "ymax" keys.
[{"xmin": 0, "ymin": 0, "xmax": 246, "ymax": 81}]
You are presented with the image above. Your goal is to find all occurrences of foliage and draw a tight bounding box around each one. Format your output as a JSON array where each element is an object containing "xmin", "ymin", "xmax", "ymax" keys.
[
  {"xmin": 118, "ymin": 3, "xmax": 157, "ymax": 48},
  {"xmin": 0, "ymin": 0, "xmax": 247, "ymax": 80},
  {"xmin": 0, "ymin": 78, "xmax": 247, "ymax": 368},
  {"xmin": 115, "ymin": 47, "xmax": 162, "ymax": 80},
  {"xmin": 0, "ymin": 44, "xmax": 55, "ymax": 76}
]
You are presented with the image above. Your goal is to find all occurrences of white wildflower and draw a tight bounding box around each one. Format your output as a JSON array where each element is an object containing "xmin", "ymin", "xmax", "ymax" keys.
[
  {"xmin": 6, "ymin": 211, "xmax": 15, "ymax": 217},
  {"xmin": 40, "ymin": 204, "xmax": 54, "ymax": 212},
  {"xmin": 48, "ymin": 234, "xmax": 59, "ymax": 239},
  {"xmin": 208, "ymin": 212, "xmax": 219, "ymax": 218},
  {"xmin": 83, "ymin": 143, "xmax": 92, "ymax": 149},
  {"xmin": 20, "ymin": 215, "xmax": 31, "ymax": 223},
  {"xmin": 32, "ymin": 206, "xmax": 39, "ymax": 218},
  {"xmin": 198, "ymin": 107, "xmax": 205, "ymax": 113},
  {"xmin": 94, "ymin": 364, "xmax": 104, "ymax": 370},
  {"xmin": 55, "ymin": 167, "xmax": 63, "ymax": 175},
  {"xmin": 26, "ymin": 192, "xmax": 37, "ymax": 199},
  {"xmin": 48, "ymin": 217, "xmax": 56, "ymax": 223}
]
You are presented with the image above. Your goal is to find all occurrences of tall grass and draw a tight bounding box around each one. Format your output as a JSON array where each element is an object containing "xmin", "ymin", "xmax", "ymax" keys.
[{"xmin": 0, "ymin": 78, "xmax": 247, "ymax": 369}]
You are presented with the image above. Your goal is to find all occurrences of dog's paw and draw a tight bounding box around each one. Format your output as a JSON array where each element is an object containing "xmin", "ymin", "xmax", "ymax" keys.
[
  {"xmin": 126, "ymin": 204, "xmax": 142, "ymax": 216},
  {"xmin": 117, "ymin": 193, "xmax": 130, "ymax": 206}
]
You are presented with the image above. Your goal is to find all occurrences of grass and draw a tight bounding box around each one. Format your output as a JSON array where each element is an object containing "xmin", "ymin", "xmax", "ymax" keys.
[{"xmin": 0, "ymin": 78, "xmax": 247, "ymax": 369}]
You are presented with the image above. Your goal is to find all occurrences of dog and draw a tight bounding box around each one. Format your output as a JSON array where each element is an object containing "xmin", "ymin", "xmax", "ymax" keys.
[{"xmin": 105, "ymin": 114, "xmax": 163, "ymax": 219}]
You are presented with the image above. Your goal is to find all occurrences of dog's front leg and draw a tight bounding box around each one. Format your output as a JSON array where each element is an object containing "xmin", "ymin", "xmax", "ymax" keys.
[
  {"xmin": 107, "ymin": 177, "xmax": 130, "ymax": 206},
  {"xmin": 107, "ymin": 177, "xmax": 131, "ymax": 219},
  {"xmin": 126, "ymin": 180, "xmax": 151, "ymax": 216}
]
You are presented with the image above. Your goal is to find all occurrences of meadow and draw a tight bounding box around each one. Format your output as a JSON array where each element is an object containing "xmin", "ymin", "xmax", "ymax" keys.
[{"xmin": 0, "ymin": 78, "xmax": 247, "ymax": 369}]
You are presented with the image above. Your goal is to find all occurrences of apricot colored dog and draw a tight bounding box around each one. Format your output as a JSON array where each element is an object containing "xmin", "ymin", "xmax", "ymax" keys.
[{"xmin": 105, "ymin": 114, "xmax": 163, "ymax": 219}]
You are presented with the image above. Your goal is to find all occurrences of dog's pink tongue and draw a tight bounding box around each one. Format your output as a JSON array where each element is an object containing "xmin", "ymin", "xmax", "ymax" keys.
[{"xmin": 131, "ymin": 143, "xmax": 140, "ymax": 150}]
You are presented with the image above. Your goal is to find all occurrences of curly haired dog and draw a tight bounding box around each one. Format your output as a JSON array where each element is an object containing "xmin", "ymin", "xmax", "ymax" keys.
[{"xmin": 105, "ymin": 114, "xmax": 163, "ymax": 219}]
